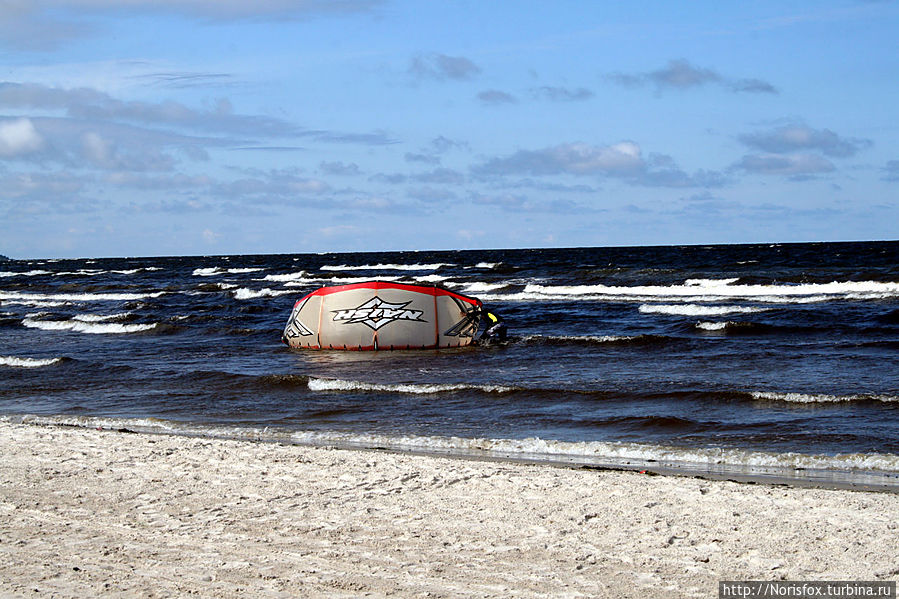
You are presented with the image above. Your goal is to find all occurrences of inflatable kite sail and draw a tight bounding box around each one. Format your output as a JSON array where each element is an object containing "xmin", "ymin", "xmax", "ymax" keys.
[{"xmin": 282, "ymin": 281, "xmax": 483, "ymax": 350}]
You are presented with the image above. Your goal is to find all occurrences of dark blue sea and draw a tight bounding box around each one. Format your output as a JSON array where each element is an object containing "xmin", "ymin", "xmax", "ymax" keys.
[{"xmin": 2, "ymin": 241, "xmax": 898, "ymax": 487}]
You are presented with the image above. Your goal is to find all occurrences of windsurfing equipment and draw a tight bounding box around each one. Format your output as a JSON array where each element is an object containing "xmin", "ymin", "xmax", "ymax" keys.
[{"xmin": 282, "ymin": 281, "xmax": 482, "ymax": 350}]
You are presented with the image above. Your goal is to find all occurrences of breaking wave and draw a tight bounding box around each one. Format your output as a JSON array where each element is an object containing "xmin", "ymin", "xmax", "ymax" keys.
[
  {"xmin": 414, "ymin": 274, "xmax": 450, "ymax": 283},
  {"xmin": 458, "ymin": 281, "xmax": 509, "ymax": 293},
  {"xmin": 22, "ymin": 317, "xmax": 157, "ymax": 334},
  {"xmin": 232, "ymin": 287, "xmax": 296, "ymax": 300},
  {"xmin": 751, "ymin": 391, "xmax": 899, "ymax": 404},
  {"xmin": 308, "ymin": 377, "xmax": 514, "ymax": 394},
  {"xmin": 72, "ymin": 312, "xmax": 132, "ymax": 322},
  {"xmin": 192, "ymin": 267, "xmax": 264, "ymax": 277},
  {"xmin": 0, "ymin": 356, "xmax": 63, "ymax": 368},
  {"xmin": 0, "ymin": 291, "xmax": 165, "ymax": 302},
  {"xmin": 695, "ymin": 321, "xmax": 731, "ymax": 331},
  {"xmin": 263, "ymin": 271, "xmax": 308, "ymax": 282},
  {"xmin": 109, "ymin": 267, "xmax": 162, "ymax": 275}
]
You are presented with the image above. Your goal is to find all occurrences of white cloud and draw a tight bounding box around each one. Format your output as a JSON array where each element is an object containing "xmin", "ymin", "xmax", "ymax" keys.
[
  {"xmin": 0, "ymin": 0, "xmax": 382, "ymax": 51},
  {"xmin": 477, "ymin": 90, "xmax": 517, "ymax": 105},
  {"xmin": 318, "ymin": 224, "xmax": 359, "ymax": 237},
  {"xmin": 81, "ymin": 131, "xmax": 114, "ymax": 166},
  {"xmin": 474, "ymin": 141, "xmax": 644, "ymax": 177},
  {"xmin": 739, "ymin": 124, "xmax": 871, "ymax": 158},
  {"xmin": 607, "ymin": 59, "xmax": 778, "ymax": 95},
  {"xmin": 884, "ymin": 160, "xmax": 899, "ymax": 182},
  {"xmin": 736, "ymin": 153, "xmax": 836, "ymax": 178},
  {"xmin": 201, "ymin": 228, "xmax": 220, "ymax": 244},
  {"xmin": 530, "ymin": 86, "xmax": 594, "ymax": 102},
  {"xmin": 69, "ymin": 0, "xmax": 381, "ymax": 19},
  {"xmin": 0, "ymin": 118, "xmax": 44, "ymax": 157},
  {"xmin": 409, "ymin": 54, "xmax": 481, "ymax": 81}
]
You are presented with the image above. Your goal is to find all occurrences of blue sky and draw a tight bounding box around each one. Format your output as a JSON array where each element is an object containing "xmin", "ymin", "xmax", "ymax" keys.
[{"xmin": 1, "ymin": 0, "xmax": 897, "ymax": 258}]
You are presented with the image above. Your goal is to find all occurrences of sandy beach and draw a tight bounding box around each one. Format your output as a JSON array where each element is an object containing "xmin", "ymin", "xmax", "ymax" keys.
[{"xmin": 1, "ymin": 422, "xmax": 897, "ymax": 598}]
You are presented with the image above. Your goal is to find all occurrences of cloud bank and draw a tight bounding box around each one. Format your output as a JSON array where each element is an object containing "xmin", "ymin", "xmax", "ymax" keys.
[{"xmin": 608, "ymin": 59, "xmax": 778, "ymax": 94}]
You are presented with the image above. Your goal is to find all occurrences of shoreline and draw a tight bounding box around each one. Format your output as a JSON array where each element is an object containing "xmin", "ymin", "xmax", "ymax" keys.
[
  {"xmin": 2, "ymin": 421, "xmax": 898, "ymax": 597},
  {"xmin": 7, "ymin": 414, "xmax": 899, "ymax": 493}
]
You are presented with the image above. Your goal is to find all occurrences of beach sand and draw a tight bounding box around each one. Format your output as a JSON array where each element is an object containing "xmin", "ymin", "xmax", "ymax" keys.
[{"xmin": 1, "ymin": 422, "xmax": 897, "ymax": 598}]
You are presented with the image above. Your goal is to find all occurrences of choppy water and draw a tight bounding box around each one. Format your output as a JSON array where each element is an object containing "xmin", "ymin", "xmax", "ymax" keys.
[{"xmin": 2, "ymin": 241, "xmax": 898, "ymax": 488}]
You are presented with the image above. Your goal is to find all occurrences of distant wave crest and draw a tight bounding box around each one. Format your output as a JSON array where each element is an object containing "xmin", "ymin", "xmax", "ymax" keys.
[
  {"xmin": 482, "ymin": 280, "xmax": 899, "ymax": 303},
  {"xmin": 639, "ymin": 304, "xmax": 766, "ymax": 316},
  {"xmin": 320, "ymin": 263, "xmax": 451, "ymax": 271},
  {"xmin": 0, "ymin": 270, "xmax": 51, "ymax": 278}
]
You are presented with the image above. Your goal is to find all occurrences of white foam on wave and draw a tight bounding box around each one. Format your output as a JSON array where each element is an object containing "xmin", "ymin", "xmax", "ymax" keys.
[
  {"xmin": 308, "ymin": 377, "xmax": 514, "ymax": 394},
  {"xmin": 0, "ymin": 291, "xmax": 164, "ymax": 302},
  {"xmin": 751, "ymin": 391, "xmax": 899, "ymax": 404},
  {"xmin": 513, "ymin": 281, "xmax": 899, "ymax": 303},
  {"xmin": 0, "ymin": 356, "xmax": 62, "ymax": 368},
  {"xmin": 12, "ymin": 414, "xmax": 180, "ymax": 432},
  {"xmin": 22, "ymin": 317, "xmax": 157, "ymax": 334},
  {"xmin": 232, "ymin": 287, "xmax": 295, "ymax": 300},
  {"xmin": 695, "ymin": 321, "xmax": 730, "ymax": 331},
  {"xmin": 193, "ymin": 267, "xmax": 264, "ymax": 277},
  {"xmin": 521, "ymin": 334, "xmax": 635, "ymax": 344},
  {"xmin": 459, "ymin": 282, "xmax": 508, "ymax": 293},
  {"xmin": 54, "ymin": 269, "xmax": 105, "ymax": 276},
  {"xmin": 287, "ymin": 430, "xmax": 899, "ymax": 474},
  {"xmin": 640, "ymin": 304, "xmax": 766, "ymax": 316},
  {"xmin": 0, "ymin": 299, "xmax": 70, "ymax": 308},
  {"xmin": 319, "ymin": 275, "xmax": 402, "ymax": 285},
  {"xmin": 684, "ymin": 278, "xmax": 739, "ymax": 286},
  {"xmin": 72, "ymin": 312, "xmax": 131, "ymax": 322},
  {"xmin": 263, "ymin": 271, "xmax": 308, "ymax": 282},
  {"xmin": 0, "ymin": 270, "xmax": 50, "ymax": 278},
  {"xmin": 110, "ymin": 267, "xmax": 162, "ymax": 274},
  {"xmin": 320, "ymin": 263, "xmax": 451, "ymax": 271},
  {"xmin": 413, "ymin": 274, "xmax": 450, "ymax": 283},
  {"xmin": 227, "ymin": 268, "xmax": 263, "ymax": 274}
]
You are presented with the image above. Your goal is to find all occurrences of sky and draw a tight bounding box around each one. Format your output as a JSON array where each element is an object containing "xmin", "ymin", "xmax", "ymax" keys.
[{"xmin": 0, "ymin": 0, "xmax": 897, "ymax": 258}]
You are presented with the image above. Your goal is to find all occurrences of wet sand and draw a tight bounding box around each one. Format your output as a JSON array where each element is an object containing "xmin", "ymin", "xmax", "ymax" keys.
[{"xmin": 1, "ymin": 422, "xmax": 897, "ymax": 598}]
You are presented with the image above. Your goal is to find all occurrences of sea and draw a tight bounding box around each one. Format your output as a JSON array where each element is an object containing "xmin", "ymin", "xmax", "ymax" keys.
[{"xmin": 2, "ymin": 241, "xmax": 898, "ymax": 489}]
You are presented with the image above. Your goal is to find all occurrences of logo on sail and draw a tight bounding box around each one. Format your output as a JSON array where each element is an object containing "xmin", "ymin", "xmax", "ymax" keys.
[{"xmin": 332, "ymin": 297, "xmax": 426, "ymax": 331}]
